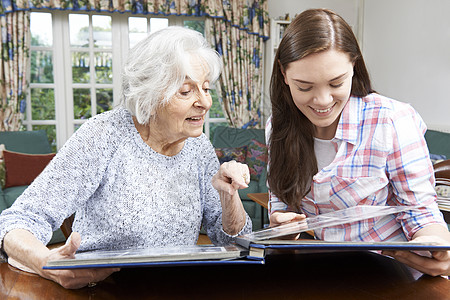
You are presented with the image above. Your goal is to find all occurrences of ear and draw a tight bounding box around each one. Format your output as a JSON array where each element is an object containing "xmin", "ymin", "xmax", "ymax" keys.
[{"xmin": 278, "ymin": 60, "xmax": 289, "ymax": 86}]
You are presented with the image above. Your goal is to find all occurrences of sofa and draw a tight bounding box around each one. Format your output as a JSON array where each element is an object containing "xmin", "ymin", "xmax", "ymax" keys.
[
  {"xmin": 0, "ymin": 130, "xmax": 66, "ymax": 244},
  {"xmin": 212, "ymin": 126, "xmax": 269, "ymax": 230},
  {"xmin": 425, "ymin": 129, "xmax": 450, "ymax": 159}
]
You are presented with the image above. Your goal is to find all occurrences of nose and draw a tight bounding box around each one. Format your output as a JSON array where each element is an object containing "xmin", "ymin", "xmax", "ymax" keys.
[
  {"xmin": 313, "ymin": 89, "xmax": 334, "ymax": 106},
  {"xmin": 194, "ymin": 88, "xmax": 212, "ymax": 110}
]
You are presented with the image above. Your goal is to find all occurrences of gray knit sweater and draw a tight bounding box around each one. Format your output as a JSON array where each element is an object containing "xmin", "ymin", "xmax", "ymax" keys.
[{"xmin": 0, "ymin": 107, "xmax": 251, "ymax": 258}]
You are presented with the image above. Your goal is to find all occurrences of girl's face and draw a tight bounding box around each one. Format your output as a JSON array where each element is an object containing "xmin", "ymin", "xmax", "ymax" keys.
[{"xmin": 282, "ymin": 49, "xmax": 354, "ymax": 140}]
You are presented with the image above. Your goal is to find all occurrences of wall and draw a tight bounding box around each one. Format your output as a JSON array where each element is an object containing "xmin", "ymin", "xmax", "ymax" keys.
[
  {"xmin": 267, "ymin": 0, "xmax": 360, "ymax": 27},
  {"xmin": 362, "ymin": 0, "xmax": 450, "ymax": 132},
  {"xmin": 264, "ymin": 0, "xmax": 450, "ymax": 132}
]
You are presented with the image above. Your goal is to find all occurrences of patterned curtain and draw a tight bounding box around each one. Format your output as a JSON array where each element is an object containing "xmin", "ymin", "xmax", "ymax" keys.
[
  {"xmin": 0, "ymin": 11, "xmax": 29, "ymax": 131},
  {"xmin": 0, "ymin": 0, "xmax": 269, "ymax": 130},
  {"xmin": 205, "ymin": 1, "xmax": 268, "ymax": 129}
]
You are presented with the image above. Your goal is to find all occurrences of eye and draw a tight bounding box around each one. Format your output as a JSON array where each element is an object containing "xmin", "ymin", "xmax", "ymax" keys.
[
  {"xmin": 330, "ymin": 82, "xmax": 344, "ymax": 88},
  {"xmin": 203, "ymin": 88, "xmax": 211, "ymax": 94},
  {"xmin": 180, "ymin": 90, "xmax": 192, "ymax": 96},
  {"xmin": 297, "ymin": 86, "xmax": 312, "ymax": 92}
]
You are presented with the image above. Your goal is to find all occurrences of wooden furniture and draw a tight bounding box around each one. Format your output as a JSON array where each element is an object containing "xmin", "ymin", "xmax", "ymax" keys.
[
  {"xmin": 1, "ymin": 250, "xmax": 449, "ymax": 299},
  {"xmin": 247, "ymin": 192, "xmax": 269, "ymax": 228}
]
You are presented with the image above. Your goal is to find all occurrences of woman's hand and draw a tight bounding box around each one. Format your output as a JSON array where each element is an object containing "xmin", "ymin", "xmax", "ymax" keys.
[
  {"xmin": 212, "ymin": 161, "xmax": 250, "ymax": 235},
  {"xmin": 269, "ymin": 211, "xmax": 306, "ymax": 240},
  {"xmin": 382, "ymin": 224, "xmax": 450, "ymax": 277},
  {"xmin": 5, "ymin": 229, "xmax": 120, "ymax": 289},
  {"xmin": 382, "ymin": 235, "xmax": 450, "ymax": 277},
  {"xmin": 212, "ymin": 160, "xmax": 250, "ymax": 195},
  {"xmin": 36, "ymin": 232, "xmax": 120, "ymax": 289}
]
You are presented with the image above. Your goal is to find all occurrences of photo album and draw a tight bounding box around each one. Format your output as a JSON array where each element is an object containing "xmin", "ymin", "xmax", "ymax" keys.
[{"xmin": 44, "ymin": 205, "xmax": 450, "ymax": 269}]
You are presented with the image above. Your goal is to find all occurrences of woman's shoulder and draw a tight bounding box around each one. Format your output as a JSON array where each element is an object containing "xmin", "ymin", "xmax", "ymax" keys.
[
  {"xmin": 356, "ymin": 93, "xmax": 426, "ymax": 137},
  {"xmin": 360, "ymin": 93, "xmax": 415, "ymax": 112},
  {"xmin": 359, "ymin": 93, "xmax": 419, "ymax": 122},
  {"xmin": 61, "ymin": 107, "xmax": 135, "ymax": 153}
]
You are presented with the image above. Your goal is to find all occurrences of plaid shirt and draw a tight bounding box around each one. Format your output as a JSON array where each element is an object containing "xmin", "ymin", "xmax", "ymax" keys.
[{"xmin": 267, "ymin": 93, "xmax": 446, "ymax": 242}]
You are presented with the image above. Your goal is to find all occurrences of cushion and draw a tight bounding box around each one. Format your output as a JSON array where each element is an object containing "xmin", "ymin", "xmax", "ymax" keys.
[
  {"xmin": 0, "ymin": 130, "xmax": 52, "ymax": 154},
  {"xmin": 3, "ymin": 150, "xmax": 55, "ymax": 188},
  {"xmin": 245, "ymin": 139, "xmax": 268, "ymax": 181},
  {"xmin": 3, "ymin": 185, "xmax": 29, "ymax": 207},
  {"xmin": 215, "ymin": 146, "xmax": 247, "ymax": 164}
]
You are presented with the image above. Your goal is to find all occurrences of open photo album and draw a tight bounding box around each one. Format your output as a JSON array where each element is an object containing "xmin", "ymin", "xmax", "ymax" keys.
[
  {"xmin": 44, "ymin": 205, "xmax": 450, "ymax": 269},
  {"xmin": 44, "ymin": 244, "xmax": 260, "ymax": 269},
  {"xmin": 235, "ymin": 205, "xmax": 450, "ymax": 258}
]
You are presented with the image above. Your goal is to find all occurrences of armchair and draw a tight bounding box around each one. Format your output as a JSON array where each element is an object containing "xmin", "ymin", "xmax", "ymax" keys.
[
  {"xmin": 212, "ymin": 126, "xmax": 269, "ymax": 230},
  {"xmin": 0, "ymin": 130, "xmax": 66, "ymax": 244}
]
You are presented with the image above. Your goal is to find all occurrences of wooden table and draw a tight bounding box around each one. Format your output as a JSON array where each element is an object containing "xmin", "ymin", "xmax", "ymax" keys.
[{"xmin": 1, "ymin": 250, "xmax": 449, "ymax": 299}]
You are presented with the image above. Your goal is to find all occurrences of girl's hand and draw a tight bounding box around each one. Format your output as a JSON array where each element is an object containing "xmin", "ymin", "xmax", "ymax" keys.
[
  {"xmin": 382, "ymin": 235, "xmax": 450, "ymax": 277},
  {"xmin": 269, "ymin": 211, "xmax": 306, "ymax": 240}
]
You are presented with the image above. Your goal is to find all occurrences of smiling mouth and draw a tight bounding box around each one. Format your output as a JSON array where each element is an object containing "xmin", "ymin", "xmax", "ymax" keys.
[
  {"xmin": 186, "ymin": 116, "xmax": 204, "ymax": 121},
  {"xmin": 311, "ymin": 103, "xmax": 336, "ymax": 114}
]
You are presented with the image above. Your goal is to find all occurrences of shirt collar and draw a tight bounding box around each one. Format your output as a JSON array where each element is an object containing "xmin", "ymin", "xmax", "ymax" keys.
[{"xmin": 334, "ymin": 95, "xmax": 362, "ymax": 145}]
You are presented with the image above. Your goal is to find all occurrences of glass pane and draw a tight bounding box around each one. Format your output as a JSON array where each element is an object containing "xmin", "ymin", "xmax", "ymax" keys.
[
  {"xmin": 30, "ymin": 50, "xmax": 53, "ymax": 83},
  {"xmin": 73, "ymin": 88, "xmax": 92, "ymax": 119},
  {"xmin": 209, "ymin": 89, "xmax": 224, "ymax": 118},
  {"xmin": 209, "ymin": 122, "xmax": 229, "ymax": 142},
  {"xmin": 95, "ymin": 52, "xmax": 112, "ymax": 83},
  {"xmin": 30, "ymin": 12, "xmax": 52, "ymax": 47},
  {"xmin": 184, "ymin": 20, "xmax": 205, "ymax": 35},
  {"xmin": 72, "ymin": 52, "xmax": 90, "ymax": 83},
  {"xmin": 30, "ymin": 88, "xmax": 55, "ymax": 120},
  {"xmin": 150, "ymin": 18, "xmax": 168, "ymax": 34},
  {"xmin": 129, "ymin": 17, "xmax": 148, "ymax": 48},
  {"xmin": 96, "ymin": 88, "xmax": 113, "ymax": 115},
  {"xmin": 32, "ymin": 124, "xmax": 57, "ymax": 152},
  {"xmin": 92, "ymin": 15, "xmax": 112, "ymax": 48},
  {"xmin": 69, "ymin": 14, "xmax": 89, "ymax": 47}
]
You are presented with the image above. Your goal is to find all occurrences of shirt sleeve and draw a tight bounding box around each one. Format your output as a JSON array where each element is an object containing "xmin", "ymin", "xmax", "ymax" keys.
[
  {"xmin": 0, "ymin": 118, "xmax": 118, "ymax": 258},
  {"xmin": 199, "ymin": 137, "xmax": 252, "ymax": 245},
  {"xmin": 386, "ymin": 105, "xmax": 447, "ymax": 239}
]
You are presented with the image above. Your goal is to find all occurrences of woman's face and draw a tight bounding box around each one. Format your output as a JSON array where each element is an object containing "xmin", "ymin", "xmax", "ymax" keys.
[
  {"xmin": 154, "ymin": 62, "xmax": 212, "ymax": 142},
  {"xmin": 282, "ymin": 49, "xmax": 354, "ymax": 140}
]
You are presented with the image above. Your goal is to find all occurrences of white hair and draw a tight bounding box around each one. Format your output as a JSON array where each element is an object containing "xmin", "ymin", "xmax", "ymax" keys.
[{"xmin": 121, "ymin": 26, "xmax": 222, "ymax": 124}]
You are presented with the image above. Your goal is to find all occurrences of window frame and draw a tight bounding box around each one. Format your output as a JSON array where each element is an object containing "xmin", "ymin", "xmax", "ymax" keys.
[{"xmin": 25, "ymin": 10, "xmax": 226, "ymax": 150}]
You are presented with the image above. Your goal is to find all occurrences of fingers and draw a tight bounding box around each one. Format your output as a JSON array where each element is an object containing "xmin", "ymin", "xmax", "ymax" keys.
[
  {"xmin": 382, "ymin": 249, "xmax": 449, "ymax": 277},
  {"xmin": 382, "ymin": 236, "xmax": 450, "ymax": 277},
  {"xmin": 213, "ymin": 161, "xmax": 250, "ymax": 195},
  {"xmin": 57, "ymin": 267, "xmax": 121, "ymax": 289},
  {"xmin": 270, "ymin": 212, "xmax": 306, "ymax": 227},
  {"xmin": 57, "ymin": 232, "xmax": 81, "ymax": 258}
]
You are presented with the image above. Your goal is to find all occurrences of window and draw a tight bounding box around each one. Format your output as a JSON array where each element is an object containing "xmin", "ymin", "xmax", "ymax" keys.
[{"xmin": 26, "ymin": 11, "xmax": 226, "ymax": 150}]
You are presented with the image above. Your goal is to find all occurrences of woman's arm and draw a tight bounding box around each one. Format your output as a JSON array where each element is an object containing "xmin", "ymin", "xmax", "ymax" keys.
[
  {"xmin": 211, "ymin": 160, "xmax": 249, "ymax": 235},
  {"xmin": 3, "ymin": 229, "xmax": 119, "ymax": 289}
]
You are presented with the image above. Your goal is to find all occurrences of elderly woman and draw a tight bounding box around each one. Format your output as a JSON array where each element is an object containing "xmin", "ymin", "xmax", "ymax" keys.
[{"xmin": 0, "ymin": 27, "xmax": 252, "ymax": 289}]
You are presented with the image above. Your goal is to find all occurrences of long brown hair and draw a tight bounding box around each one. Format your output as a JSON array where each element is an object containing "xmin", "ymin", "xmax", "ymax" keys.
[{"xmin": 268, "ymin": 9, "xmax": 375, "ymax": 210}]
